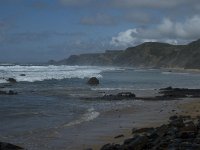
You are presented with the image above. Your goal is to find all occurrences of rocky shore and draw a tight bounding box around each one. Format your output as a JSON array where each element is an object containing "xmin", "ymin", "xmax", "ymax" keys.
[
  {"xmin": 95, "ymin": 115, "xmax": 200, "ymax": 150},
  {"xmin": 83, "ymin": 87, "xmax": 200, "ymax": 101},
  {"xmin": 81, "ymin": 87, "xmax": 200, "ymax": 150},
  {"xmin": 1, "ymin": 85, "xmax": 200, "ymax": 150}
]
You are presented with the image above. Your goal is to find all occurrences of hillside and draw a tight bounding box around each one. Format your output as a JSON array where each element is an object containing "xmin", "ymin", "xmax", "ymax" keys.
[{"xmin": 55, "ymin": 39, "xmax": 200, "ymax": 69}]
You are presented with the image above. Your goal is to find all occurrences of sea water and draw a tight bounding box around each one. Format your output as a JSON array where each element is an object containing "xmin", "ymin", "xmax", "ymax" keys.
[{"xmin": 1, "ymin": 65, "xmax": 200, "ymax": 149}]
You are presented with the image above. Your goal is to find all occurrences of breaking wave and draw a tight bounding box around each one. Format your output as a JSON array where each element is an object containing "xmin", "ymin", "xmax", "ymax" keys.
[
  {"xmin": 0, "ymin": 65, "xmax": 121, "ymax": 83},
  {"xmin": 63, "ymin": 108, "xmax": 100, "ymax": 127}
]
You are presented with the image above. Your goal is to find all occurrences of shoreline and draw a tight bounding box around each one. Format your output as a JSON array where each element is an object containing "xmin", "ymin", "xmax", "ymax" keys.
[
  {"xmin": 69, "ymin": 98, "xmax": 187, "ymax": 150},
  {"xmin": 1, "ymin": 65, "xmax": 200, "ymax": 150},
  {"xmin": 83, "ymin": 98, "xmax": 200, "ymax": 150},
  {"xmin": 1, "ymin": 97, "xmax": 199, "ymax": 150}
]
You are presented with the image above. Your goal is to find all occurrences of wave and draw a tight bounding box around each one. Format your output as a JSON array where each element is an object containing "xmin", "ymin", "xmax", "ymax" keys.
[
  {"xmin": 161, "ymin": 71, "xmax": 189, "ymax": 75},
  {"xmin": 0, "ymin": 65, "xmax": 121, "ymax": 83},
  {"xmin": 63, "ymin": 108, "xmax": 100, "ymax": 127}
]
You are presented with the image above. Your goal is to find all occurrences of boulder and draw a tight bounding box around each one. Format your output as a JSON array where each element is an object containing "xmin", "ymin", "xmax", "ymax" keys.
[
  {"xmin": 7, "ymin": 78, "xmax": 17, "ymax": 83},
  {"xmin": 169, "ymin": 118, "xmax": 184, "ymax": 128},
  {"xmin": 125, "ymin": 135, "xmax": 148, "ymax": 149},
  {"xmin": 87, "ymin": 77, "xmax": 99, "ymax": 85},
  {"xmin": 180, "ymin": 121, "xmax": 197, "ymax": 133}
]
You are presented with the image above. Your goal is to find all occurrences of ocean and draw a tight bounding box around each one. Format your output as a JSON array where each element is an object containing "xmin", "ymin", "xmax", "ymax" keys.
[{"xmin": 0, "ymin": 65, "xmax": 200, "ymax": 149}]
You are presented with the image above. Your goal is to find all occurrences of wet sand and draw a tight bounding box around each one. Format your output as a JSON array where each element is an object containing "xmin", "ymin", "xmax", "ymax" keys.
[
  {"xmin": 178, "ymin": 98, "xmax": 200, "ymax": 117},
  {"xmin": 2, "ymin": 90, "xmax": 199, "ymax": 150},
  {"xmin": 68, "ymin": 99, "xmax": 189, "ymax": 150},
  {"xmin": 66, "ymin": 98, "xmax": 200, "ymax": 150}
]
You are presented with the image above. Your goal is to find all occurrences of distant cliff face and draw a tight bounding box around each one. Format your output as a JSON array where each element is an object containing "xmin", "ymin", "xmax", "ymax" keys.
[
  {"xmin": 57, "ymin": 50, "xmax": 123, "ymax": 66},
  {"xmin": 56, "ymin": 39, "xmax": 200, "ymax": 69}
]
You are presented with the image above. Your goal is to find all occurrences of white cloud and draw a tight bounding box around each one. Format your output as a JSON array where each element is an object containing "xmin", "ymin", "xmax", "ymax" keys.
[{"xmin": 111, "ymin": 15, "xmax": 200, "ymax": 47}]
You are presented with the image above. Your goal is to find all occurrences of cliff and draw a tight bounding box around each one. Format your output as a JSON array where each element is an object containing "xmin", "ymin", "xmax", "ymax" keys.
[{"xmin": 55, "ymin": 39, "xmax": 200, "ymax": 69}]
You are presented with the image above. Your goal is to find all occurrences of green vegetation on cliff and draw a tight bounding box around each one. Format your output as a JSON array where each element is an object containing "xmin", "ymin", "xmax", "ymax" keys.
[{"xmin": 56, "ymin": 39, "xmax": 200, "ymax": 69}]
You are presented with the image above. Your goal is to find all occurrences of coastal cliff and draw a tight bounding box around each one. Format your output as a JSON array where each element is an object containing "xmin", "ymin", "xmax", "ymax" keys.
[{"xmin": 55, "ymin": 39, "xmax": 200, "ymax": 69}]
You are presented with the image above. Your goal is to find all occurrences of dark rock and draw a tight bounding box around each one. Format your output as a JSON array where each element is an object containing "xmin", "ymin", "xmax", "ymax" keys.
[
  {"xmin": 155, "ymin": 125, "xmax": 169, "ymax": 137},
  {"xmin": 87, "ymin": 77, "xmax": 99, "ymax": 86},
  {"xmin": 117, "ymin": 92, "xmax": 136, "ymax": 98},
  {"xmin": 193, "ymin": 138, "xmax": 200, "ymax": 144},
  {"xmin": 0, "ymin": 142, "xmax": 24, "ymax": 150},
  {"xmin": 159, "ymin": 87, "xmax": 200, "ymax": 98},
  {"xmin": 0, "ymin": 90, "xmax": 7, "ymax": 95},
  {"xmin": 0, "ymin": 90, "xmax": 17, "ymax": 95},
  {"xmin": 169, "ymin": 115, "xmax": 178, "ymax": 120},
  {"xmin": 100, "ymin": 144, "xmax": 121, "ymax": 150},
  {"xmin": 114, "ymin": 134, "xmax": 124, "ymax": 139},
  {"xmin": 20, "ymin": 74, "xmax": 26, "ymax": 76},
  {"xmin": 132, "ymin": 127, "xmax": 154, "ymax": 134},
  {"xmin": 180, "ymin": 121, "xmax": 197, "ymax": 133},
  {"xmin": 123, "ymin": 137, "xmax": 136, "ymax": 145},
  {"xmin": 160, "ymin": 86, "xmax": 173, "ymax": 91},
  {"xmin": 102, "ymin": 92, "xmax": 136, "ymax": 100},
  {"xmin": 7, "ymin": 78, "xmax": 17, "ymax": 83},
  {"xmin": 125, "ymin": 135, "xmax": 148, "ymax": 149},
  {"xmin": 8, "ymin": 90, "xmax": 18, "ymax": 95},
  {"xmin": 178, "ymin": 131, "xmax": 196, "ymax": 139},
  {"xmin": 166, "ymin": 127, "xmax": 178, "ymax": 137},
  {"xmin": 169, "ymin": 118, "xmax": 184, "ymax": 128},
  {"xmin": 99, "ymin": 115, "xmax": 200, "ymax": 150}
]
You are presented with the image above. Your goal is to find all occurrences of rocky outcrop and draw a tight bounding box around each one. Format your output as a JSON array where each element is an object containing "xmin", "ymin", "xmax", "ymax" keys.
[
  {"xmin": 7, "ymin": 78, "xmax": 17, "ymax": 83},
  {"xmin": 159, "ymin": 87, "xmax": 200, "ymax": 98},
  {"xmin": 87, "ymin": 77, "xmax": 99, "ymax": 85},
  {"xmin": 83, "ymin": 87, "xmax": 200, "ymax": 101},
  {"xmin": 83, "ymin": 92, "xmax": 136, "ymax": 101},
  {"xmin": 99, "ymin": 115, "xmax": 200, "ymax": 150},
  {"xmin": 101, "ymin": 92, "xmax": 136, "ymax": 100}
]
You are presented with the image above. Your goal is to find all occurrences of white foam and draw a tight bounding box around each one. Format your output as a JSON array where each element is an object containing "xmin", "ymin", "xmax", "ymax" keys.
[
  {"xmin": 63, "ymin": 108, "xmax": 100, "ymax": 127},
  {"xmin": 134, "ymin": 69, "xmax": 147, "ymax": 72},
  {"xmin": 162, "ymin": 71, "xmax": 189, "ymax": 75},
  {"xmin": 0, "ymin": 65, "xmax": 120, "ymax": 83}
]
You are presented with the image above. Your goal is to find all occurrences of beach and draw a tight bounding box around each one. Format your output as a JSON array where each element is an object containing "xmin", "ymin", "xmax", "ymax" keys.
[
  {"xmin": 1, "ymin": 65, "xmax": 200, "ymax": 149},
  {"xmin": 69, "ymin": 98, "xmax": 200, "ymax": 150}
]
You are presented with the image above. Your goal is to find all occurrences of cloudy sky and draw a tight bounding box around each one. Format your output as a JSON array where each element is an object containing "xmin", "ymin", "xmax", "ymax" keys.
[{"xmin": 1, "ymin": 0, "xmax": 200, "ymax": 63}]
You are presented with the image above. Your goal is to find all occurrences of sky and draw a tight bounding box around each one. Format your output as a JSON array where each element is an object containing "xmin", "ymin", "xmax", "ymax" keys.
[{"xmin": 1, "ymin": 0, "xmax": 200, "ymax": 63}]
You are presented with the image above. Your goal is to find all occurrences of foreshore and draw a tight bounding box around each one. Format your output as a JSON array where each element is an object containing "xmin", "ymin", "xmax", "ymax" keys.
[
  {"xmin": 87, "ymin": 98, "xmax": 200, "ymax": 150},
  {"xmin": 1, "ymin": 90, "xmax": 200, "ymax": 150}
]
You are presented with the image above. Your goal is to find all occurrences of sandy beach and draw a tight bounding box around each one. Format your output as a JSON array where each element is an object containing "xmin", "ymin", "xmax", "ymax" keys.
[
  {"xmin": 66, "ymin": 98, "xmax": 200, "ymax": 150},
  {"xmin": 1, "ymin": 66, "xmax": 200, "ymax": 150}
]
